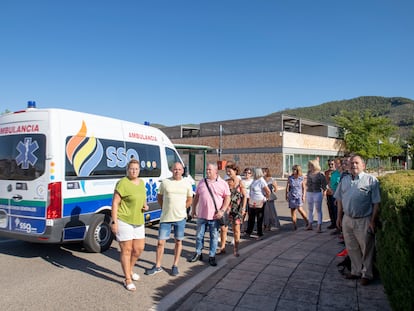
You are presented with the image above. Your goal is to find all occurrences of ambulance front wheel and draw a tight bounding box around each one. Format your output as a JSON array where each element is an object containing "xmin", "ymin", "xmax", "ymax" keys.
[{"xmin": 83, "ymin": 214, "xmax": 114, "ymax": 253}]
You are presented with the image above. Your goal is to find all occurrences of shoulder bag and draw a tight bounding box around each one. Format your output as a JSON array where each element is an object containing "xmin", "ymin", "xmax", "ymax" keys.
[
  {"xmin": 268, "ymin": 183, "xmax": 278, "ymax": 201},
  {"xmin": 269, "ymin": 190, "xmax": 278, "ymax": 201}
]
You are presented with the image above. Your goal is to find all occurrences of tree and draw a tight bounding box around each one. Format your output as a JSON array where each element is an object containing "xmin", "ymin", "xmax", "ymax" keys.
[{"xmin": 333, "ymin": 110, "xmax": 402, "ymax": 159}]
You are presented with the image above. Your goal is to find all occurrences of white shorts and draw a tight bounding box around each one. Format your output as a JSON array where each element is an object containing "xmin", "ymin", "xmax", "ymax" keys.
[{"xmin": 116, "ymin": 219, "xmax": 145, "ymax": 242}]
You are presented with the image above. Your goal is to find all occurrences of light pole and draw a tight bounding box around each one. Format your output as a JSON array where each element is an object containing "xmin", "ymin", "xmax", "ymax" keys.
[
  {"xmin": 219, "ymin": 124, "xmax": 223, "ymax": 160},
  {"xmin": 377, "ymin": 139, "xmax": 383, "ymax": 176}
]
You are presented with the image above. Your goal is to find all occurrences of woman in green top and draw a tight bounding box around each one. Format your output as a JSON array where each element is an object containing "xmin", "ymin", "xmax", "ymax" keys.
[{"xmin": 111, "ymin": 159, "xmax": 149, "ymax": 291}]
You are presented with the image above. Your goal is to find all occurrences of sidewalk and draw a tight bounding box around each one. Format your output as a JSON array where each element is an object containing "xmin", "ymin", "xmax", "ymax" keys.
[{"xmin": 155, "ymin": 225, "xmax": 392, "ymax": 311}]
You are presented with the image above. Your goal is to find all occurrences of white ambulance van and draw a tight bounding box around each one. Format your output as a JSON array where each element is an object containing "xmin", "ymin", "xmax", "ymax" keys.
[{"xmin": 0, "ymin": 103, "xmax": 186, "ymax": 252}]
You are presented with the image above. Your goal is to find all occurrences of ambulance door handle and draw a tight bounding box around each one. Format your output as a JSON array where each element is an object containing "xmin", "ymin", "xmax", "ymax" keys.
[{"xmin": 12, "ymin": 195, "xmax": 23, "ymax": 201}]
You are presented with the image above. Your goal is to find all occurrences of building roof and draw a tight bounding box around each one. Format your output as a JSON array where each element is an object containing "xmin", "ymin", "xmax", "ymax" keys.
[{"xmin": 162, "ymin": 112, "xmax": 340, "ymax": 139}]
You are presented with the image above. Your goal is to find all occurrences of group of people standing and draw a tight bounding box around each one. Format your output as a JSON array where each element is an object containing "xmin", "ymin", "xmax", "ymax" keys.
[
  {"xmin": 111, "ymin": 154, "xmax": 380, "ymax": 291},
  {"xmin": 110, "ymin": 160, "xmax": 281, "ymax": 291},
  {"xmin": 285, "ymin": 155, "xmax": 380, "ymax": 286},
  {"xmin": 189, "ymin": 163, "xmax": 281, "ymax": 264},
  {"xmin": 110, "ymin": 160, "xmax": 193, "ymax": 291},
  {"xmin": 285, "ymin": 159, "xmax": 328, "ymax": 233}
]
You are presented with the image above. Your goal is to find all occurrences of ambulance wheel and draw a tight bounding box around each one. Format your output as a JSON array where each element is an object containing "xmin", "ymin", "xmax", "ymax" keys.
[{"xmin": 83, "ymin": 214, "xmax": 114, "ymax": 253}]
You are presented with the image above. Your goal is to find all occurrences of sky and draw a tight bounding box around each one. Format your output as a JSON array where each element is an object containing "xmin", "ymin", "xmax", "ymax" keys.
[{"xmin": 1, "ymin": 0, "xmax": 413, "ymax": 126}]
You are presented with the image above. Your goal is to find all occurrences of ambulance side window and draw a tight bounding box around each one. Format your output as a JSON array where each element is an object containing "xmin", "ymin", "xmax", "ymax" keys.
[
  {"xmin": 125, "ymin": 142, "xmax": 161, "ymax": 178},
  {"xmin": 166, "ymin": 147, "xmax": 182, "ymax": 172},
  {"xmin": 65, "ymin": 138, "xmax": 125, "ymax": 179},
  {"xmin": 65, "ymin": 137, "xmax": 162, "ymax": 179}
]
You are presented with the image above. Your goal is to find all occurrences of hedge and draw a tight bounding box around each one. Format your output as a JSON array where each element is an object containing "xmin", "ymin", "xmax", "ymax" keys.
[{"xmin": 377, "ymin": 170, "xmax": 414, "ymax": 311}]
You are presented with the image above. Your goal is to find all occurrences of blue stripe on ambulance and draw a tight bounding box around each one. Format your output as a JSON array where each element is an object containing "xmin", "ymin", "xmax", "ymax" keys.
[{"xmin": 0, "ymin": 198, "xmax": 46, "ymax": 234}]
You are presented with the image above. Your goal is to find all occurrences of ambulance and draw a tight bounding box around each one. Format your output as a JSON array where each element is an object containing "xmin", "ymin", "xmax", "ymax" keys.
[{"xmin": 0, "ymin": 102, "xmax": 187, "ymax": 252}]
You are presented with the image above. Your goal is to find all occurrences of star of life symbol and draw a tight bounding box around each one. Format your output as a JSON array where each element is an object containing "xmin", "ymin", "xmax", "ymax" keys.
[
  {"xmin": 16, "ymin": 137, "xmax": 39, "ymax": 169},
  {"xmin": 146, "ymin": 179, "xmax": 158, "ymax": 202}
]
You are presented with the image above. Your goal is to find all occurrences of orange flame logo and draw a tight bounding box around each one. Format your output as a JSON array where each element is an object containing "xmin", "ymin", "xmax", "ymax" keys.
[{"xmin": 66, "ymin": 121, "xmax": 103, "ymax": 177}]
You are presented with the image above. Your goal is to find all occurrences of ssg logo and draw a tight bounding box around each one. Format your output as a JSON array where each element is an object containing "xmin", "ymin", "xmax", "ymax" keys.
[{"xmin": 16, "ymin": 137, "xmax": 39, "ymax": 169}]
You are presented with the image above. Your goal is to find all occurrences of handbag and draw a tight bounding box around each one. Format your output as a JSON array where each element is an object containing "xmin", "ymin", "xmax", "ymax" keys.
[
  {"xmin": 268, "ymin": 183, "xmax": 278, "ymax": 201},
  {"xmin": 269, "ymin": 190, "xmax": 278, "ymax": 201},
  {"xmin": 249, "ymin": 198, "xmax": 264, "ymax": 208},
  {"xmin": 204, "ymin": 178, "xmax": 229, "ymax": 226}
]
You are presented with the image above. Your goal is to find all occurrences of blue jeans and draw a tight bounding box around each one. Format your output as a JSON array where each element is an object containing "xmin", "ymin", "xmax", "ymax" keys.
[
  {"xmin": 195, "ymin": 218, "xmax": 219, "ymax": 257},
  {"xmin": 158, "ymin": 218, "xmax": 186, "ymax": 240}
]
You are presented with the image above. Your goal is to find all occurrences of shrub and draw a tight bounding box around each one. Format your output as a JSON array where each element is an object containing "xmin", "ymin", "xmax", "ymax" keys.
[{"xmin": 377, "ymin": 170, "xmax": 414, "ymax": 311}]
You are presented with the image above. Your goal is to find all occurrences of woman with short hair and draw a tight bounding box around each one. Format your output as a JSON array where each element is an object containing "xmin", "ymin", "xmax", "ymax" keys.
[{"xmin": 245, "ymin": 168, "xmax": 270, "ymax": 240}]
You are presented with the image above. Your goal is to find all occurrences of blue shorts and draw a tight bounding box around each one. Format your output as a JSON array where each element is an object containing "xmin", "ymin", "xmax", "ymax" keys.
[{"xmin": 158, "ymin": 218, "xmax": 186, "ymax": 240}]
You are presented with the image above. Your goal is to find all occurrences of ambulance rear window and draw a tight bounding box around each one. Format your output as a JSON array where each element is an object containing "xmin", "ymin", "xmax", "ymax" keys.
[{"xmin": 0, "ymin": 134, "xmax": 46, "ymax": 180}]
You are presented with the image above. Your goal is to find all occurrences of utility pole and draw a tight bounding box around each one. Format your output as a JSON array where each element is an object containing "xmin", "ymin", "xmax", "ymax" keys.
[
  {"xmin": 377, "ymin": 139, "xmax": 383, "ymax": 176},
  {"xmin": 219, "ymin": 124, "xmax": 223, "ymax": 160}
]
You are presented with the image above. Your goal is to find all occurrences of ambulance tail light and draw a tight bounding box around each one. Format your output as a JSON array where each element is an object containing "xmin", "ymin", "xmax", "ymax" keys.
[{"xmin": 47, "ymin": 182, "xmax": 62, "ymax": 219}]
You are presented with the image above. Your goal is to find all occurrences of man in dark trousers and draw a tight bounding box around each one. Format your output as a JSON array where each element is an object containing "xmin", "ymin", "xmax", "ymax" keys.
[{"xmin": 324, "ymin": 159, "xmax": 336, "ymax": 229}]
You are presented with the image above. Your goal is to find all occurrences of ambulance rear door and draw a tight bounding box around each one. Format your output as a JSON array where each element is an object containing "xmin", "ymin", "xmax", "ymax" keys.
[{"xmin": 0, "ymin": 111, "xmax": 50, "ymax": 237}]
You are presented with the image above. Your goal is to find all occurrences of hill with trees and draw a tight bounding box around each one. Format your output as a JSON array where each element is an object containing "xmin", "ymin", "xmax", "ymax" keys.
[{"xmin": 276, "ymin": 96, "xmax": 414, "ymax": 139}]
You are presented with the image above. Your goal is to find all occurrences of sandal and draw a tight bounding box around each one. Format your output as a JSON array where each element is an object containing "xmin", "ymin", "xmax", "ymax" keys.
[
  {"xmin": 216, "ymin": 248, "xmax": 226, "ymax": 255},
  {"xmin": 131, "ymin": 273, "xmax": 140, "ymax": 281},
  {"xmin": 124, "ymin": 279, "xmax": 136, "ymax": 291}
]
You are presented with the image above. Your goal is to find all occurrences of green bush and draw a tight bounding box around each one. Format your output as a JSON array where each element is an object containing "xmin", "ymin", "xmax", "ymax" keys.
[{"xmin": 377, "ymin": 170, "xmax": 414, "ymax": 311}]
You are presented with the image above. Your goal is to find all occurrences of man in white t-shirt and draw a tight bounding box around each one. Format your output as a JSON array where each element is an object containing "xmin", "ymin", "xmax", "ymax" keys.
[{"xmin": 145, "ymin": 162, "xmax": 193, "ymax": 276}]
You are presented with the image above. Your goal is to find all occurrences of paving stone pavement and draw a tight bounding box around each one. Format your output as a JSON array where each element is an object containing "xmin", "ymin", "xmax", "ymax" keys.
[{"xmin": 155, "ymin": 226, "xmax": 392, "ymax": 311}]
